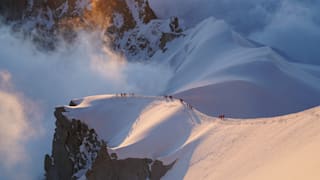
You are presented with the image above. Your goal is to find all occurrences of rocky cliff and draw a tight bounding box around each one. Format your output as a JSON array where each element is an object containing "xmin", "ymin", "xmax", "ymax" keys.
[
  {"xmin": 44, "ymin": 105, "xmax": 175, "ymax": 180},
  {"xmin": 0, "ymin": 0, "xmax": 183, "ymax": 59}
]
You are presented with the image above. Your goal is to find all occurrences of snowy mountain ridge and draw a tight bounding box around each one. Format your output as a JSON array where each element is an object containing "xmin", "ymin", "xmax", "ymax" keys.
[
  {"xmin": 2, "ymin": 1, "xmax": 319, "ymax": 179},
  {"xmin": 1, "ymin": 0, "xmax": 320, "ymax": 180},
  {"xmin": 146, "ymin": 17, "xmax": 320, "ymax": 118},
  {"xmin": 37, "ymin": 6, "xmax": 320, "ymax": 179},
  {"xmin": 46, "ymin": 94, "xmax": 320, "ymax": 179}
]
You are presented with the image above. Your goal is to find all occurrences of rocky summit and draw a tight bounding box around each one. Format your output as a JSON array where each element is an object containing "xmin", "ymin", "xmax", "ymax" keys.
[{"xmin": 45, "ymin": 106, "xmax": 175, "ymax": 180}]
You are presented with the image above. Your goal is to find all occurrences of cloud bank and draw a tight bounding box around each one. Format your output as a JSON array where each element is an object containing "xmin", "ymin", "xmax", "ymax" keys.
[
  {"xmin": 0, "ymin": 70, "xmax": 43, "ymax": 179},
  {"xmin": 149, "ymin": 0, "xmax": 320, "ymax": 64},
  {"xmin": 250, "ymin": 0, "xmax": 320, "ymax": 64}
]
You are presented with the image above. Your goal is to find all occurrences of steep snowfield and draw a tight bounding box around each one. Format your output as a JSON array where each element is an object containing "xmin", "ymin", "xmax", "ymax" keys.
[
  {"xmin": 151, "ymin": 17, "xmax": 320, "ymax": 118},
  {"xmin": 62, "ymin": 95, "xmax": 320, "ymax": 180}
]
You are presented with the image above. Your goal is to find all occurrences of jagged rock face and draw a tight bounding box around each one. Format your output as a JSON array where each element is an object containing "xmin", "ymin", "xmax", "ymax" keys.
[
  {"xmin": 45, "ymin": 106, "xmax": 175, "ymax": 180},
  {"xmin": 0, "ymin": 0, "xmax": 183, "ymax": 59},
  {"xmin": 45, "ymin": 107, "xmax": 102, "ymax": 180}
]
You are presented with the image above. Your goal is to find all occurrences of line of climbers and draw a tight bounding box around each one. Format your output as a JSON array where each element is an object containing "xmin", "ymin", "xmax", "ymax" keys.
[
  {"xmin": 118, "ymin": 93, "xmax": 135, "ymax": 97},
  {"xmin": 164, "ymin": 95, "xmax": 194, "ymax": 109},
  {"xmin": 164, "ymin": 95, "xmax": 225, "ymax": 120},
  {"xmin": 116, "ymin": 93, "xmax": 226, "ymax": 120}
]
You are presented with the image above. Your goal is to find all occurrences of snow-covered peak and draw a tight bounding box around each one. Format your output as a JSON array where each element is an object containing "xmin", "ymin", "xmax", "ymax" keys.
[
  {"xmin": 148, "ymin": 17, "xmax": 320, "ymax": 118},
  {"xmin": 42, "ymin": 15, "xmax": 320, "ymax": 177},
  {"xmin": 49, "ymin": 93, "xmax": 320, "ymax": 179}
]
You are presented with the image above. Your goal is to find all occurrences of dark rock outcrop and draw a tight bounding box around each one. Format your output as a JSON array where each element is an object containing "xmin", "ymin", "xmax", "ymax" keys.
[
  {"xmin": 45, "ymin": 107, "xmax": 175, "ymax": 180},
  {"xmin": 0, "ymin": 0, "xmax": 28, "ymax": 21},
  {"xmin": 45, "ymin": 107, "xmax": 102, "ymax": 180},
  {"xmin": 86, "ymin": 144, "xmax": 174, "ymax": 180}
]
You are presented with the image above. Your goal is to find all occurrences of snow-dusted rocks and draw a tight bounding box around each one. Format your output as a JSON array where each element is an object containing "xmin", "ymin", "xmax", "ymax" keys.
[{"xmin": 0, "ymin": 0, "xmax": 183, "ymax": 58}]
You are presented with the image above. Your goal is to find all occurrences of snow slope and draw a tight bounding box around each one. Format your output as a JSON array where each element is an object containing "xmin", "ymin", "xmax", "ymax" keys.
[
  {"xmin": 62, "ymin": 94, "xmax": 320, "ymax": 180},
  {"xmin": 59, "ymin": 18, "xmax": 320, "ymax": 178},
  {"xmin": 151, "ymin": 17, "xmax": 320, "ymax": 118}
]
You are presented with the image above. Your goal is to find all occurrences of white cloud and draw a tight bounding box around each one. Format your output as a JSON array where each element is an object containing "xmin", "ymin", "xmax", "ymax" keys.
[
  {"xmin": 0, "ymin": 70, "xmax": 43, "ymax": 179},
  {"xmin": 250, "ymin": 0, "xmax": 320, "ymax": 64},
  {"xmin": 149, "ymin": 0, "xmax": 280, "ymax": 32}
]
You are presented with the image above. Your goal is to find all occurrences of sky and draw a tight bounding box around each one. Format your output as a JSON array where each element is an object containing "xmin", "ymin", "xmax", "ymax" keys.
[{"xmin": 0, "ymin": 0, "xmax": 320, "ymax": 179}]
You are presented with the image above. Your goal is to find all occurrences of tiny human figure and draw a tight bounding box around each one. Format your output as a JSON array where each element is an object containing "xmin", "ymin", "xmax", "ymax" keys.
[{"xmin": 219, "ymin": 115, "xmax": 225, "ymax": 120}]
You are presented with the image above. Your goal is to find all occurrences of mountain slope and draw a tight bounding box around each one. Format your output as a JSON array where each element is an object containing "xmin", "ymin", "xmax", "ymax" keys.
[
  {"xmin": 47, "ymin": 94, "xmax": 320, "ymax": 179},
  {"xmin": 43, "ymin": 12, "xmax": 320, "ymax": 180},
  {"xmin": 2, "ymin": 1, "xmax": 319, "ymax": 118},
  {"xmin": 152, "ymin": 17, "xmax": 320, "ymax": 118}
]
